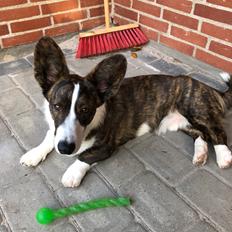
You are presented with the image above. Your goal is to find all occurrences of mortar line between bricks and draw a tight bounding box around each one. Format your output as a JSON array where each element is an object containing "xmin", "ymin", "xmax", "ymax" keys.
[
  {"xmin": 35, "ymin": 167, "xmax": 82, "ymax": 232},
  {"xmin": 93, "ymin": 168, "xmax": 152, "ymax": 232},
  {"xmin": 126, "ymin": 147, "xmax": 221, "ymax": 232}
]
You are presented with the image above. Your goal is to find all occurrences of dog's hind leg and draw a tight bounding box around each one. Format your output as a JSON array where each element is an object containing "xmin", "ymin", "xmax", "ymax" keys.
[
  {"xmin": 210, "ymin": 126, "xmax": 232, "ymax": 169},
  {"xmin": 20, "ymin": 129, "xmax": 54, "ymax": 167},
  {"xmin": 182, "ymin": 127, "xmax": 208, "ymax": 166}
]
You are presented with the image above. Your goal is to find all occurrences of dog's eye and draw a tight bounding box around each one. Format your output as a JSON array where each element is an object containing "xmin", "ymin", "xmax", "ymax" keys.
[
  {"xmin": 81, "ymin": 107, "xmax": 88, "ymax": 113},
  {"xmin": 54, "ymin": 104, "xmax": 62, "ymax": 111}
]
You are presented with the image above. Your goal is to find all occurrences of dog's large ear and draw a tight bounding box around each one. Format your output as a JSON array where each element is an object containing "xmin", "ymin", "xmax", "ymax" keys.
[
  {"xmin": 87, "ymin": 54, "xmax": 127, "ymax": 103},
  {"xmin": 34, "ymin": 36, "xmax": 69, "ymax": 98}
]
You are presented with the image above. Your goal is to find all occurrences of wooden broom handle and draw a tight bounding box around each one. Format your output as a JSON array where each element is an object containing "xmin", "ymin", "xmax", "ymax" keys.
[{"xmin": 104, "ymin": 0, "xmax": 110, "ymax": 29}]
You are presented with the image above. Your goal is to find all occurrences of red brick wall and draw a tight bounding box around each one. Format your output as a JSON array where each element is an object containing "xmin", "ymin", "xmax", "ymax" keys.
[
  {"xmin": 0, "ymin": 0, "xmax": 105, "ymax": 48},
  {"xmin": 114, "ymin": 0, "xmax": 232, "ymax": 72}
]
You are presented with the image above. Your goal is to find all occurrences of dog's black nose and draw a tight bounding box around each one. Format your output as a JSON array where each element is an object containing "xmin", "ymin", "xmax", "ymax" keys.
[{"xmin": 58, "ymin": 141, "xmax": 75, "ymax": 154}]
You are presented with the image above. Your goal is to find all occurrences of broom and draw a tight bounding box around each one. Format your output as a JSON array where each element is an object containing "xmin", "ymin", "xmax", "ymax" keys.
[{"xmin": 76, "ymin": 0, "xmax": 148, "ymax": 58}]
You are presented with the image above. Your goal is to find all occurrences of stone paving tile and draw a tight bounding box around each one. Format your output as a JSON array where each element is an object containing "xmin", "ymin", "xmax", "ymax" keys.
[
  {"xmin": 39, "ymin": 150, "xmax": 77, "ymax": 191},
  {"xmin": 150, "ymin": 59, "xmax": 189, "ymax": 75},
  {"xmin": 11, "ymin": 69, "xmax": 41, "ymax": 96},
  {"xmin": 7, "ymin": 109, "xmax": 48, "ymax": 150},
  {"xmin": 185, "ymin": 221, "xmax": 218, "ymax": 232},
  {"xmin": 0, "ymin": 118, "xmax": 31, "ymax": 187},
  {"xmin": 177, "ymin": 169, "xmax": 232, "ymax": 232},
  {"xmin": 121, "ymin": 171, "xmax": 198, "ymax": 232},
  {"xmin": 0, "ymin": 75, "xmax": 16, "ymax": 92},
  {"xmin": 190, "ymin": 72, "xmax": 228, "ymax": 93},
  {"xmin": 129, "ymin": 135, "xmax": 195, "ymax": 186},
  {"xmin": 0, "ymin": 58, "xmax": 31, "ymax": 76},
  {"xmin": 0, "ymin": 88, "xmax": 34, "ymax": 117},
  {"xmin": 48, "ymin": 222, "xmax": 79, "ymax": 232},
  {"xmin": 56, "ymin": 172, "xmax": 137, "ymax": 232},
  {"xmin": 95, "ymin": 147, "xmax": 145, "ymax": 191},
  {"xmin": 161, "ymin": 131, "xmax": 194, "ymax": 159},
  {"xmin": 0, "ymin": 172, "xmax": 66, "ymax": 232}
]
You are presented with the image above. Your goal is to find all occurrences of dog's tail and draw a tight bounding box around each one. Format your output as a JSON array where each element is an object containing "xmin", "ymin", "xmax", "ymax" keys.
[{"xmin": 221, "ymin": 72, "xmax": 232, "ymax": 108}]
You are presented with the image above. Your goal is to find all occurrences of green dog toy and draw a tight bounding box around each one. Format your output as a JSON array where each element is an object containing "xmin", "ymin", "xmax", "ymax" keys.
[{"xmin": 36, "ymin": 197, "xmax": 131, "ymax": 225}]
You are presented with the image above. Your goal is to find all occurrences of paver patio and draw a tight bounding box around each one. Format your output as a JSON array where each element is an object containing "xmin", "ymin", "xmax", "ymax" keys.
[{"xmin": 0, "ymin": 35, "xmax": 232, "ymax": 232}]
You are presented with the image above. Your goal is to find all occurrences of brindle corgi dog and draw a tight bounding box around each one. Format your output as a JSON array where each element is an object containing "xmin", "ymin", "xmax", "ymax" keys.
[{"xmin": 20, "ymin": 36, "xmax": 232, "ymax": 187}]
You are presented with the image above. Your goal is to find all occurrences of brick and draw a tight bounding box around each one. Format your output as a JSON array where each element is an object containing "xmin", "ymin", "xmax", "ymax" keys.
[
  {"xmin": 115, "ymin": 5, "xmax": 138, "ymax": 21},
  {"xmin": 202, "ymin": 22, "xmax": 232, "ymax": 43},
  {"xmin": 30, "ymin": 0, "xmax": 47, "ymax": 2},
  {"xmin": 80, "ymin": 0, "xmax": 103, "ymax": 7},
  {"xmin": 133, "ymin": 0, "xmax": 161, "ymax": 17},
  {"xmin": 209, "ymin": 41, "xmax": 232, "ymax": 59},
  {"xmin": 81, "ymin": 16, "xmax": 105, "ymax": 30},
  {"xmin": 45, "ymin": 23, "xmax": 79, "ymax": 37},
  {"xmin": 160, "ymin": 35, "xmax": 194, "ymax": 56},
  {"xmin": 90, "ymin": 6, "xmax": 104, "ymax": 17},
  {"xmin": 115, "ymin": 0, "xmax": 131, "ymax": 7},
  {"xmin": 53, "ymin": 10, "xmax": 87, "ymax": 24},
  {"xmin": 42, "ymin": 0, "xmax": 78, "ymax": 14},
  {"xmin": 140, "ymin": 15, "xmax": 169, "ymax": 32},
  {"xmin": 157, "ymin": 0, "xmax": 192, "ymax": 13},
  {"xmin": 11, "ymin": 17, "xmax": 51, "ymax": 33},
  {"xmin": 0, "ymin": 59, "xmax": 31, "ymax": 76},
  {"xmin": 57, "ymin": 172, "xmax": 136, "ymax": 232},
  {"xmin": 196, "ymin": 49, "xmax": 232, "ymax": 73},
  {"xmin": 95, "ymin": 147, "xmax": 145, "ymax": 190},
  {"xmin": 194, "ymin": 4, "xmax": 232, "ymax": 25},
  {"xmin": 171, "ymin": 26, "xmax": 207, "ymax": 47},
  {"xmin": 207, "ymin": 0, "xmax": 232, "ymax": 8},
  {"xmin": 163, "ymin": 10, "xmax": 198, "ymax": 30},
  {"xmin": 177, "ymin": 170, "xmax": 232, "ymax": 231},
  {"xmin": 0, "ymin": 6, "xmax": 40, "ymax": 22},
  {"xmin": 0, "ymin": 0, "xmax": 27, "ymax": 7},
  {"xmin": 0, "ymin": 24, "xmax": 9, "ymax": 36},
  {"xmin": 130, "ymin": 135, "xmax": 194, "ymax": 185},
  {"xmin": 2, "ymin": 31, "xmax": 43, "ymax": 48},
  {"xmin": 122, "ymin": 171, "xmax": 197, "ymax": 231},
  {"xmin": 0, "ymin": 173, "xmax": 65, "ymax": 231},
  {"xmin": 140, "ymin": 26, "xmax": 158, "ymax": 41}
]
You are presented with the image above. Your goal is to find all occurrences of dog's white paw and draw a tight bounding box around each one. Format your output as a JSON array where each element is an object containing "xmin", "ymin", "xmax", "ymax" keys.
[
  {"xmin": 193, "ymin": 137, "xmax": 208, "ymax": 166},
  {"xmin": 20, "ymin": 148, "xmax": 47, "ymax": 167},
  {"xmin": 214, "ymin": 145, "xmax": 232, "ymax": 169},
  {"xmin": 61, "ymin": 160, "xmax": 90, "ymax": 188}
]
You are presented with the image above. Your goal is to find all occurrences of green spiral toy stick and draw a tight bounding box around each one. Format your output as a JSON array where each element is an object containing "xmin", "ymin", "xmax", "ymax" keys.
[{"xmin": 36, "ymin": 197, "xmax": 131, "ymax": 225}]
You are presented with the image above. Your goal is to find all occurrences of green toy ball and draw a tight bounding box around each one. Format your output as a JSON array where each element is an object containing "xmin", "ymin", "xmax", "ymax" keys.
[
  {"xmin": 36, "ymin": 208, "xmax": 55, "ymax": 224},
  {"xmin": 36, "ymin": 197, "xmax": 131, "ymax": 225}
]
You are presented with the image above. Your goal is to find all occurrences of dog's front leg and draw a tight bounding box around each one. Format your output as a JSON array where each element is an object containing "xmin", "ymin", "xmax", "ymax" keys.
[
  {"xmin": 20, "ymin": 129, "xmax": 54, "ymax": 167},
  {"xmin": 62, "ymin": 145, "xmax": 114, "ymax": 187}
]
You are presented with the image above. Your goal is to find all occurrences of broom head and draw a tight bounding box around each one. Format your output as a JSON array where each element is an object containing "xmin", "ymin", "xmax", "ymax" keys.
[{"xmin": 76, "ymin": 25, "xmax": 148, "ymax": 58}]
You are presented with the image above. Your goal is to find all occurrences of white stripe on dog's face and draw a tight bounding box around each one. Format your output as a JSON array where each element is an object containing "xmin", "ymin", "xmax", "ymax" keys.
[{"xmin": 55, "ymin": 84, "xmax": 85, "ymax": 154}]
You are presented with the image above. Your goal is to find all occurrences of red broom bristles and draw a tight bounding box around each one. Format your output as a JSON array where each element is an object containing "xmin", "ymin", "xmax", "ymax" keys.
[{"xmin": 76, "ymin": 27, "xmax": 148, "ymax": 58}]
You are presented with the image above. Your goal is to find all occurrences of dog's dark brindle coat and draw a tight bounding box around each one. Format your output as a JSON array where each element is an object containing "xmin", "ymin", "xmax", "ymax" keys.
[{"xmin": 21, "ymin": 36, "xmax": 232, "ymax": 187}]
